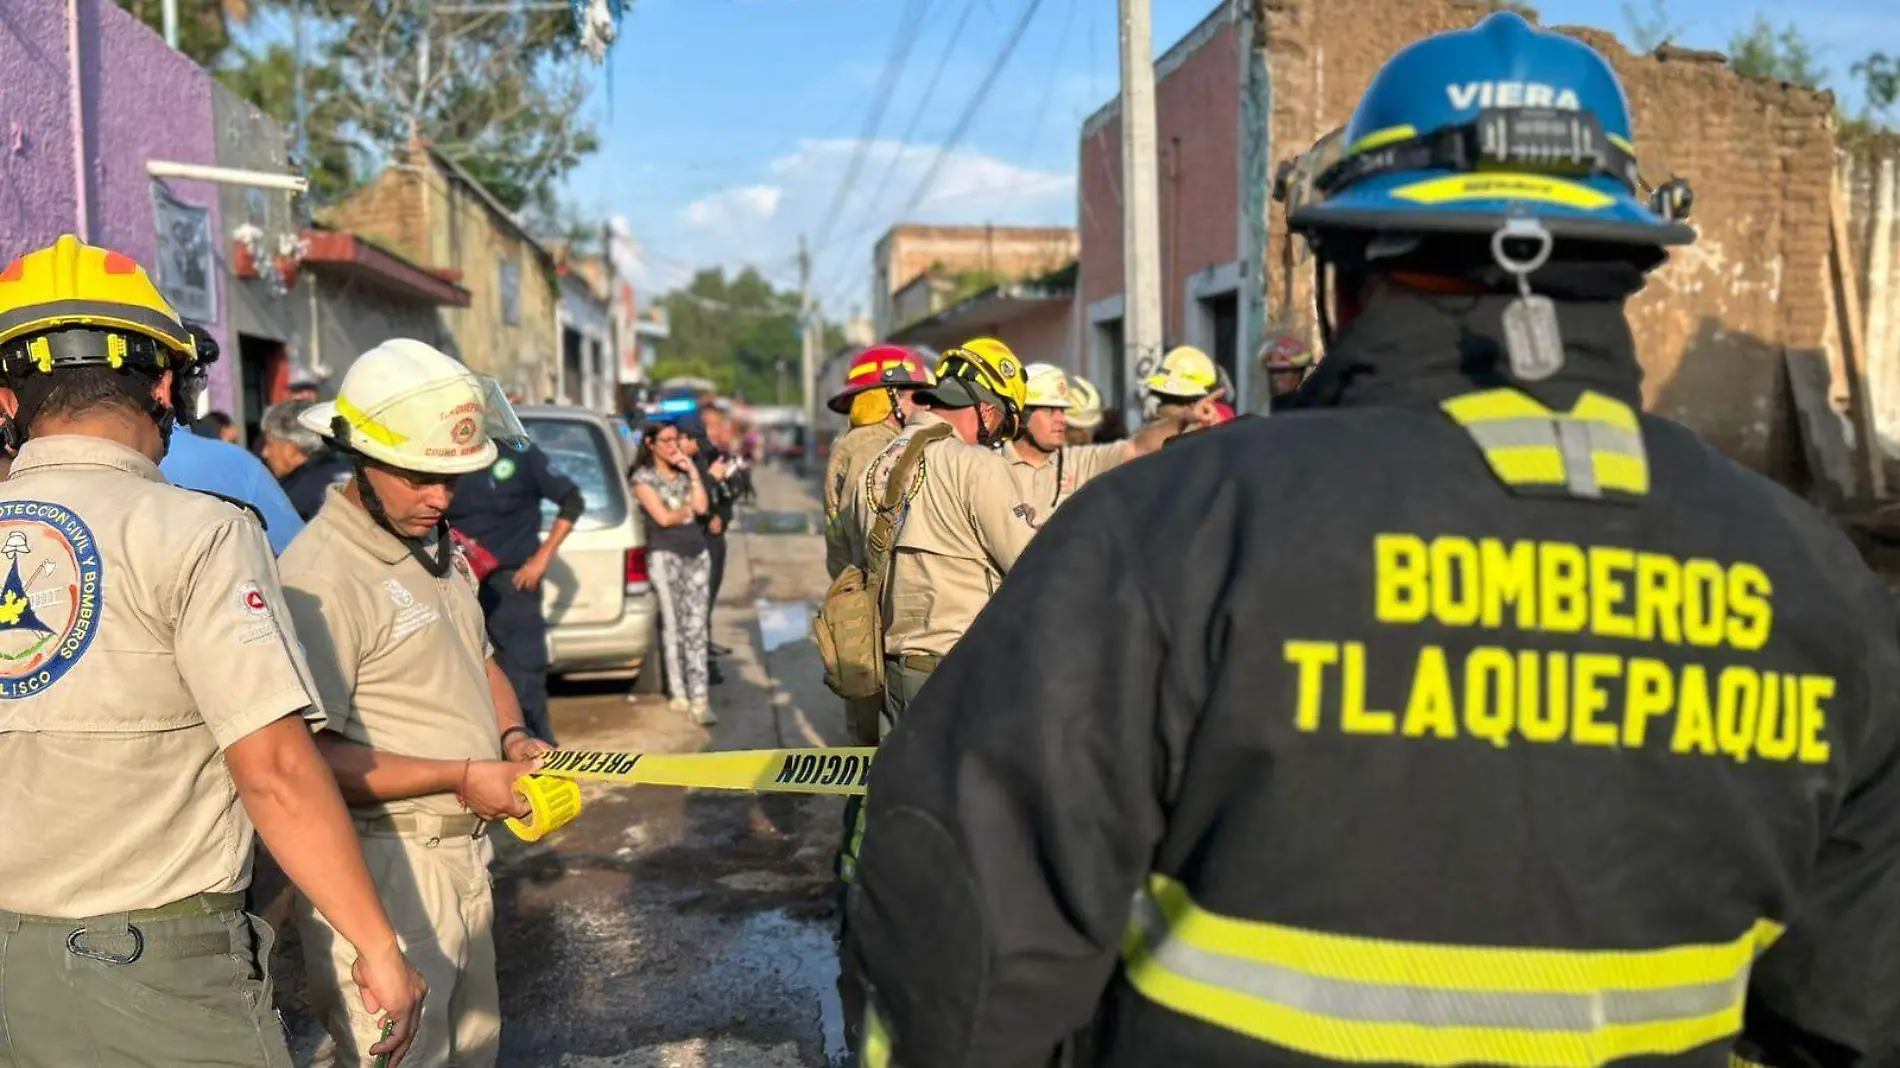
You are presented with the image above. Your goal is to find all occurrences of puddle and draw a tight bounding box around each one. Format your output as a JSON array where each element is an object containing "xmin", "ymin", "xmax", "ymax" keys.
[
  {"xmin": 755, "ymin": 599, "xmax": 813, "ymax": 653},
  {"xmin": 740, "ymin": 510, "xmax": 821, "ymax": 535},
  {"xmin": 725, "ymin": 909, "xmax": 848, "ymax": 1066}
]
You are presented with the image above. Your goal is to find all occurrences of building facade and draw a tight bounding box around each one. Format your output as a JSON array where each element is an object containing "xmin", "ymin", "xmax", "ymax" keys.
[
  {"xmin": 0, "ymin": 0, "xmax": 244, "ymax": 416},
  {"xmin": 326, "ymin": 147, "xmax": 562, "ymax": 400},
  {"xmin": 873, "ymin": 224, "xmax": 1079, "ymax": 340},
  {"xmin": 1076, "ymin": 0, "xmax": 1849, "ymax": 486}
]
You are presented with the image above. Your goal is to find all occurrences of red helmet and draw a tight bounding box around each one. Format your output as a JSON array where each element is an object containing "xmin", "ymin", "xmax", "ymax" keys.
[{"xmin": 826, "ymin": 345, "xmax": 935, "ymax": 413}]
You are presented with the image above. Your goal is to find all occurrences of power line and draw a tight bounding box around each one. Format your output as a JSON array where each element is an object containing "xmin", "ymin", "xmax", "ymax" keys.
[
  {"xmin": 853, "ymin": 0, "xmax": 979, "ymax": 236},
  {"xmin": 812, "ymin": 0, "xmax": 1050, "ymax": 302},
  {"xmin": 805, "ymin": 0, "xmax": 930, "ymax": 261}
]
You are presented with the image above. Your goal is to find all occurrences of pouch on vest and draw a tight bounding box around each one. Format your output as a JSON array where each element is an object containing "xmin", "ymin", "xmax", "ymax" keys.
[{"xmin": 813, "ymin": 423, "xmax": 952, "ymax": 700}]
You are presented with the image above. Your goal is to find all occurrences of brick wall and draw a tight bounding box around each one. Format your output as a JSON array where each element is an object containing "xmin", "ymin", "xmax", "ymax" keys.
[
  {"xmin": 1261, "ymin": 0, "xmax": 1840, "ymax": 480},
  {"xmin": 1078, "ymin": 15, "xmax": 1242, "ymax": 345},
  {"xmin": 323, "ymin": 169, "xmax": 428, "ymax": 263}
]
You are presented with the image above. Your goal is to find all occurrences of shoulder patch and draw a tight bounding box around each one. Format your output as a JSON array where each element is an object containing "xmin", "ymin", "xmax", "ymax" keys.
[
  {"xmin": 189, "ymin": 489, "xmax": 268, "ymax": 531},
  {"xmin": 0, "ymin": 499, "xmax": 104, "ymax": 698}
]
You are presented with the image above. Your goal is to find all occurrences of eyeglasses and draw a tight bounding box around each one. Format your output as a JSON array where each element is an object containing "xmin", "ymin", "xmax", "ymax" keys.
[{"xmin": 652, "ymin": 432, "xmax": 680, "ymax": 444}]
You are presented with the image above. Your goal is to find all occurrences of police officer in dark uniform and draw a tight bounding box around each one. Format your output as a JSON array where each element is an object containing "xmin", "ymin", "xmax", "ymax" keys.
[
  {"xmin": 445, "ymin": 437, "xmax": 584, "ymax": 744},
  {"xmin": 844, "ymin": 15, "xmax": 1900, "ymax": 1068}
]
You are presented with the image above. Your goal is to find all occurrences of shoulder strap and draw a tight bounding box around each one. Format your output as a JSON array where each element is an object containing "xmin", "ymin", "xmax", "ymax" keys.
[
  {"xmin": 864, "ymin": 422, "xmax": 954, "ymax": 622},
  {"xmin": 190, "ymin": 489, "xmax": 268, "ymax": 530}
]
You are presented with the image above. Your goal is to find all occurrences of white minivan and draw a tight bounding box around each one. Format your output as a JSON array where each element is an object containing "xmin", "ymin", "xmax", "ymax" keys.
[{"xmin": 517, "ymin": 405, "xmax": 656, "ymax": 678}]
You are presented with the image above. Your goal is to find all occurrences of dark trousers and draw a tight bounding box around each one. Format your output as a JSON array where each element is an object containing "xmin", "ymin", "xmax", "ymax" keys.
[
  {"xmin": 480, "ymin": 570, "xmax": 554, "ymax": 743},
  {"xmin": 706, "ymin": 533, "xmax": 728, "ymax": 638}
]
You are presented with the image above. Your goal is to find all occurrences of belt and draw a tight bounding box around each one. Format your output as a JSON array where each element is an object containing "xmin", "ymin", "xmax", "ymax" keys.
[
  {"xmin": 10, "ymin": 891, "xmax": 246, "ymax": 926},
  {"xmin": 2, "ymin": 891, "xmax": 248, "ymax": 965},
  {"xmin": 890, "ymin": 653, "xmax": 941, "ymax": 673},
  {"xmin": 352, "ymin": 811, "xmax": 488, "ymax": 839}
]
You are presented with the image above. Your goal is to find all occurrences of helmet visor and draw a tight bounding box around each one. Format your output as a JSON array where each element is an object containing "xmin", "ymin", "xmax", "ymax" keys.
[{"xmin": 477, "ymin": 375, "xmax": 531, "ymax": 449}]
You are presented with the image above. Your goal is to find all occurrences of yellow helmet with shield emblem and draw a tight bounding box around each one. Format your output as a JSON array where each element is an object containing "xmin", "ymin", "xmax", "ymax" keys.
[
  {"xmin": 1144, "ymin": 345, "xmax": 1218, "ymax": 400},
  {"xmin": 924, "ymin": 336, "xmax": 1030, "ymax": 443}
]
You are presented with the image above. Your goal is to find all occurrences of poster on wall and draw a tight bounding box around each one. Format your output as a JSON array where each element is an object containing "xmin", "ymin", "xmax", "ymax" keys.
[{"xmin": 150, "ymin": 182, "xmax": 217, "ymax": 322}]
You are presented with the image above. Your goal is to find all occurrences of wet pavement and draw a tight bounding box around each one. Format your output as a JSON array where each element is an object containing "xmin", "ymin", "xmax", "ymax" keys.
[{"xmin": 276, "ymin": 464, "xmax": 853, "ymax": 1067}]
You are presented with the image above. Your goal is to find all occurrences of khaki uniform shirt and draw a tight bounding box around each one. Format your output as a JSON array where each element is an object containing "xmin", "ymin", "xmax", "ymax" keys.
[
  {"xmin": 825, "ymin": 422, "xmax": 899, "ymax": 579},
  {"xmin": 0, "ymin": 436, "xmax": 323, "ymax": 916},
  {"xmin": 848, "ymin": 411, "xmax": 1034, "ymax": 659},
  {"xmin": 1005, "ymin": 441, "xmax": 1130, "ymax": 525},
  {"xmin": 280, "ymin": 487, "xmax": 500, "ymax": 819}
]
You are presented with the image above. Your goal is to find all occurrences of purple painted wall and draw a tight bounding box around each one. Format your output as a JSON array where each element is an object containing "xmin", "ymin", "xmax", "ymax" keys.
[{"xmin": 0, "ymin": 0, "xmax": 233, "ymax": 412}]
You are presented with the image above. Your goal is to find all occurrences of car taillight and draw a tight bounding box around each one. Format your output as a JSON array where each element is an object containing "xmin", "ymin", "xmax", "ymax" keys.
[{"xmin": 624, "ymin": 547, "xmax": 649, "ymax": 590}]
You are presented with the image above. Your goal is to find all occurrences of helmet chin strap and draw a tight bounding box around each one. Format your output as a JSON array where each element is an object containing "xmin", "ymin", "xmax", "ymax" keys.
[{"xmin": 335, "ymin": 416, "xmax": 454, "ymax": 577}]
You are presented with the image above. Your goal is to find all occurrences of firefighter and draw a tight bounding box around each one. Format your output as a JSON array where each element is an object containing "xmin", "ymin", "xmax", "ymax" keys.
[
  {"xmin": 1064, "ymin": 375, "xmax": 1105, "ymax": 445},
  {"xmin": 1142, "ymin": 344, "xmax": 1221, "ymax": 431},
  {"xmin": 844, "ymin": 13, "xmax": 1900, "ymax": 1067},
  {"xmin": 1008, "ymin": 363, "xmax": 1194, "ymax": 523},
  {"xmin": 846, "ymin": 337, "xmax": 1033, "ymax": 732},
  {"xmin": 1261, "ymin": 334, "xmax": 1317, "ymax": 411},
  {"xmin": 279, "ymin": 340, "xmax": 545, "ymax": 1068},
  {"xmin": 0, "ymin": 236, "xmax": 424, "ymax": 1067},
  {"xmin": 823, "ymin": 346, "xmax": 935, "ymax": 584}
]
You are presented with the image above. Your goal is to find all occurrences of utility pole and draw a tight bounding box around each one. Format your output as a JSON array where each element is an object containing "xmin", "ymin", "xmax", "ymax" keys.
[
  {"xmin": 293, "ymin": 0, "xmax": 310, "ymax": 168},
  {"xmin": 162, "ymin": 0, "xmax": 178, "ymax": 49},
  {"xmin": 797, "ymin": 233, "xmax": 817, "ymax": 459},
  {"xmin": 1119, "ymin": 0, "xmax": 1164, "ymax": 415}
]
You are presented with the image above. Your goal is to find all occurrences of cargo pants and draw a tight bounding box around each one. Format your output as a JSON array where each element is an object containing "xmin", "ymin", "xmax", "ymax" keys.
[
  {"xmin": 837, "ymin": 653, "xmax": 940, "ymax": 1053},
  {"xmin": 0, "ymin": 892, "xmax": 293, "ymax": 1067},
  {"xmin": 297, "ymin": 814, "xmax": 500, "ymax": 1068}
]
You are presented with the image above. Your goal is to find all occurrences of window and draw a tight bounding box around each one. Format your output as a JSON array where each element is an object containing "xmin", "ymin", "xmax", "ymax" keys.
[
  {"xmin": 1096, "ymin": 317, "xmax": 1127, "ymax": 410},
  {"xmin": 524, "ymin": 417, "xmax": 628, "ymax": 533},
  {"xmin": 499, "ymin": 260, "xmax": 521, "ymax": 326}
]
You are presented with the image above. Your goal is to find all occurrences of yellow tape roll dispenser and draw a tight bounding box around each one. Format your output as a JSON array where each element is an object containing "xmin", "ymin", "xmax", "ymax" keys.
[{"xmin": 504, "ymin": 775, "xmax": 584, "ymax": 842}]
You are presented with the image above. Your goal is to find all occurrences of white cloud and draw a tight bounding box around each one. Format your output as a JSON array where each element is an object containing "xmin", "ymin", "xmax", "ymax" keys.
[
  {"xmin": 680, "ymin": 184, "xmax": 785, "ymax": 229},
  {"xmin": 648, "ymin": 137, "xmax": 1076, "ymax": 313}
]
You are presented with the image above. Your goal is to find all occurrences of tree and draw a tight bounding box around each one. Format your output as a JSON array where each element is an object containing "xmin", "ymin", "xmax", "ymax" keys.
[
  {"xmin": 113, "ymin": 0, "xmax": 247, "ymax": 68},
  {"xmin": 654, "ymin": 268, "xmax": 844, "ymax": 404},
  {"xmin": 1727, "ymin": 17, "xmax": 1828, "ymax": 87},
  {"xmin": 216, "ymin": 40, "xmax": 356, "ymax": 201},
  {"xmin": 220, "ymin": 0, "xmax": 603, "ymax": 212},
  {"xmin": 1852, "ymin": 52, "xmax": 1899, "ymax": 119},
  {"xmin": 1620, "ymin": 0, "xmax": 1684, "ymax": 54}
]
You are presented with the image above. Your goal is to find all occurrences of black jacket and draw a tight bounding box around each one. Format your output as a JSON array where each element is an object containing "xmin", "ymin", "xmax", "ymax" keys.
[
  {"xmin": 846, "ymin": 292, "xmax": 1900, "ymax": 1068},
  {"xmin": 278, "ymin": 451, "xmax": 352, "ymax": 522}
]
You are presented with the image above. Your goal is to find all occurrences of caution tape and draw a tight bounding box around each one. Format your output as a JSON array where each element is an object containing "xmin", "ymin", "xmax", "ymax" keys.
[{"xmin": 504, "ymin": 746, "xmax": 877, "ymax": 842}]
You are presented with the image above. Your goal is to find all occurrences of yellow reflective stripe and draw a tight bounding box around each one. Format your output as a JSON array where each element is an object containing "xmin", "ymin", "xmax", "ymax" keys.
[
  {"xmin": 862, "ymin": 1006, "xmax": 894, "ymax": 1068},
  {"xmin": 1442, "ymin": 389, "xmax": 1649, "ymax": 498},
  {"xmin": 1607, "ymin": 132, "xmax": 1636, "ymax": 155},
  {"xmin": 1125, "ymin": 948, "xmax": 1744, "ymax": 1067},
  {"xmin": 1392, "ymin": 173, "xmax": 1617, "ymax": 210},
  {"xmin": 1346, "ymin": 124, "xmax": 1417, "ymax": 156},
  {"xmin": 1729, "ymin": 1057, "xmax": 1767, "ymax": 1068},
  {"xmin": 1125, "ymin": 875, "xmax": 1783, "ymax": 1067},
  {"xmin": 848, "ymin": 357, "xmax": 912, "ymax": 379},
  {"xmin": 1141, "ymin": 875, "xmax": 1780, "ymax": 993},
  {"xmin": 334, "ymin": 394, "xmax": 407, "ymax": 447}
]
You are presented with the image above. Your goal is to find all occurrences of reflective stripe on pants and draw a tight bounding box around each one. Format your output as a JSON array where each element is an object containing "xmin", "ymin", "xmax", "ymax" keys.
[{"xmin": 1122, "ymin": 873, "xmax": 1782, "ymax": 1067}]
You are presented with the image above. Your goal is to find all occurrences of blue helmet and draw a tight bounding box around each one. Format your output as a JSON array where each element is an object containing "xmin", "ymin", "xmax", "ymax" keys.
[{"xmin": 1288, "ymin": 12, "xmax": 1692, "ymax": 249}]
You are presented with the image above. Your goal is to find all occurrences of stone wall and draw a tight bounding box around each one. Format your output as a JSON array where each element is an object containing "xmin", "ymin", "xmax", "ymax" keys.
[{"xmin": 1260, "ymin": 0, "xmax": 1840, "ymax": 483}]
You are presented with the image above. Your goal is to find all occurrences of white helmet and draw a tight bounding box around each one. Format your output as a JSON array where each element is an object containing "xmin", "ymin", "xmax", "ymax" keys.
[
  {"xmin": 1022, "ymin": 363, "xmax": 1074, "ymax": 409},
  {"xmin": 1066, "ymin": 375, "xmax": 1104, "ymax": 429},
  {"xmin": 300, "ymin": 339, "xmax": 520, "ymax": 475}
]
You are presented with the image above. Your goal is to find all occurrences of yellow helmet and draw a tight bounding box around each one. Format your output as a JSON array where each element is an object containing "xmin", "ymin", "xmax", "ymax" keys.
[
  {"xmin": 1144, "ymin": 345, "xmax": 1219, "ymax": 399},
  {"xmin": 1022, "ymin": 362, "xmax": 1073, "ymax": 409},
  {"xmin": 0, "ymin": 236, "xmax": 194, "ymax": 373},
  {"xmin": 1066, "ymin": 375, "xmax": 1104, "ymax": 430},
  {"xmin": 930, "ymin": 337, "xmax": 1030, "ymax": 440}
]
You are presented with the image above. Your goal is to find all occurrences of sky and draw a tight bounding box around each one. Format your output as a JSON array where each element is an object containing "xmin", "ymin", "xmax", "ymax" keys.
[{"xmin": 561, "ymin": 0, "xmax": 1900, "ymax": 315}]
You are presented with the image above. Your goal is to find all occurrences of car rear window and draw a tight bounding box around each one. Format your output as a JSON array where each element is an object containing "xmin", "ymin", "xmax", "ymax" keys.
[{"xmin": 523, "ymin": 417, "xmax": 629, "ymax": 533}]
